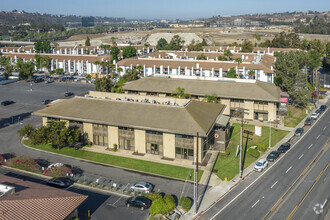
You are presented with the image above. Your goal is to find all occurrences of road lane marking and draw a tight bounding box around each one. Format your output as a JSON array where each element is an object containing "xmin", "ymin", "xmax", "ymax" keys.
[
  {"xmin": 317, "ymin": 134, "xmax": 320, "ymax": 139},
  {"xmin": 308, "ymin": 144, "xmax": 313, "ymax": 149},
  {"xmin": 286, "ymin": 166, "xmax": 292, "ymax": 173},
  {"xmin": 299, "ymin": 154, "xmax": 304, "ymax": 160},
  {"xmin": 251, "ymin": 199, "xmax": 260, "ymax": 208},
  {"xmin": 262, "ymin": 140, "xmax": 329, "ymax": 220},
  {"xmin": 287, "ymin": 162, "xmax": 330, "ymax": 219},
  {"xmin": 323, "ymin": 126, "xmax": 327, "ymax": 131},
  {"xmin": 270, "ymin": 181, "xmax": 278, "ymax": 189}
]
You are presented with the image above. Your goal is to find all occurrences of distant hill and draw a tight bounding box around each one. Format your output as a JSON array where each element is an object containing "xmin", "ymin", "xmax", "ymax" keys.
[{"xmin": 0, "ymin": 10, "xmax": 124, "ymax": 26}]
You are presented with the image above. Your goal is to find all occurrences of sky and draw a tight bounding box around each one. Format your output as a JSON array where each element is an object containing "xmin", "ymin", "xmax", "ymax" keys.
[{"xmin": 1, "ymin": 0, "xmax": 330, "ymax": 20}]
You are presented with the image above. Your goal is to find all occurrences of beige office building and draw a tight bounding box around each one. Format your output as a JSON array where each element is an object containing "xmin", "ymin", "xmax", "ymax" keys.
[{"xmin": 34, "ymin": 96, "xmax": 228, "ymax": 161}]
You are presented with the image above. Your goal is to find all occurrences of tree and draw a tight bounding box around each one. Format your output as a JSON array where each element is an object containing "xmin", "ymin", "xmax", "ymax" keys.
[
  {"xmin": 41, "ymin": 41, "xmax": 51, "ymax": 53},
  {"xmin": 168, "ymin": 35, "xmax": 184, "ymax": 50},
  {"xmin": 86, "ymin": 74, "xmax": 92, "ymax": 81},
  {"xmin": 308, "ymin": 50, "xmax": 322, "ymax": 88},
  {"xmin": 34, "ymin": 54, "xmax": 41, "ymax": 72},
  {"xmin": 85, "ymin": 36, "xmax": 91, "ymax": 46},
  {"xmin": 196, "ymin": 54, "xmax": 207, "ymax": 60},
  {"xmin": 187, "ymin": 39, "xmax": 203, "ymax": 51},
  {"xmin": 235, "ymin": 58, "xmax": 242, "ymax": 67},
  {"xmin": 0, "ymin": 56, "xmax": 7, "ymax": 68},
  {"xmin": 201, "ymin": 39, "xmax": 208, "ymax": 46},
  {"xmin": 271, "ymin": 32, "xmax": 301, "ymax": 48},
  {"xmin": 323, "ymin": 41, "xmax": 330, "ymax": 70},
  {"xmin": 248, "ymin": 69, "xmax": 255, "ymax": 79},
  {"xmin": 241, "ymin": 40, "xmax": 254, "ymax": 52},
  {"xmin": 224, "ymin": 50, "xmax": 233, "ymax": 60},
  {"xmin": 217, "ymin": 55, "xmax": 227, "ymax": 61},
  {"xmin": 17, "ymin": 61, "xmax": 35, "ymax": 80},
  {"xmin": 227, "ymin": 68, "xmax": 237, "ymax": 78},
  {"xmin": 110, "ymin": 46, "xmax": 120, "ymax": 61},
  {"xmin": 144, "ymin": 43, "xmax": 150, "ymax": 47},
  {"xmin": 171, "ymin": 87, "xmax": 191, "ymax": 99},
  {"xmin": 34, "ymin": 41, "xmax": 42, "ymax": 53},
  {"xmin": 204, "ymin": 94, "xmax": 218, "ymax": 103},
  {"xmin": 156, "ymin": 38, "xmax": 169, "ymax": 50},
  {"xmin": 122, "ymin": 46, "xmax": 137, "ymax": 58},
  {"xmin": 94, "ymin": 77, "xmax": 112, "ymax": 92},
  {"xmin": 41, "ymin": 56, "xmax": 51, "ymax": 78},
  {"xmin": 4, "ymin": 64, "xmax": 13, "ymax": 80}
]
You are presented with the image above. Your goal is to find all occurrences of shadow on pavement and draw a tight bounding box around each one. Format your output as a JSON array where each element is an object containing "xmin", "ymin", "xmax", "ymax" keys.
[{"xmin": 0, "ymin": 112, "xmax": 32, "ymax": 129}]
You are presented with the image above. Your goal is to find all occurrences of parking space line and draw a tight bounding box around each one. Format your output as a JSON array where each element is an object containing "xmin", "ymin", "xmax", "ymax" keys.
[
  {"xmin": 317, "ymin": 134, "xmax": 320, "ymax": 139},
  {"xmin": 270, "ymin": 181, "xmax": 278, "ymax": 189},
  {"xmin": 286, "ymin": 166, "xmax": 292, "ymax": 173},
  {"xmin": 323, "ymin": 126, "xmax": 327, "ymax": 131},
  {"xmin": 112, "ymin": 196, "xmax": 123, "ymax": 207},
  {"xmin": 308, "ymin": 144, "xmax": 313, "ymax": 149},
  {"xmin": 251, "ymin": 199, "xmax": 260, "ymax": 208},
  {"xmin": 298, "ymin": 154, "xmax": 304, "ymax": 160}
]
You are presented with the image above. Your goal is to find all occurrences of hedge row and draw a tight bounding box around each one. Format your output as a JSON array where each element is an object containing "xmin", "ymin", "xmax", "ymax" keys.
[
  {"xmin": 247, "ymin": 148, "xmax": 260, "ymax": 158},
  {"xmin": 256, "ymin": 143, "xmax": 267, "ymax": 152},
  {"xmin": 149, "ymin": 194, "xmax": 176, "ymax": 216},
  {"xmin": 179, "ymin": 197, "xmax": 192, "ymax": 211}
]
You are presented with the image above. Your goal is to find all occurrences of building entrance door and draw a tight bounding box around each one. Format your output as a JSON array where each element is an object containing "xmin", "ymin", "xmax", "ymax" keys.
[
  {"xmin": 151, "ymin": 144, "xmax": 159, "ymax": 155},
  {"xmin": 183, "ymin": 148, "xmax": 188, "ymax": 159}
]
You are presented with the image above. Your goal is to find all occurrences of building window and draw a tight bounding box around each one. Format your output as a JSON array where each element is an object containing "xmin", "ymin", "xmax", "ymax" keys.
[
  {"xmin": 118, "ymin": 126, "xmax": 134, "ymax": 151},
  {"xmin": 146, "ymin": 130, "xmax": 163, "ymax": 156},
  {"xmin": 175, "ymin": 147, "xmax": 194, "ymax": 160},
  {"xmin": 93, "ymin": 124, "xmax": 108, "ymax": 147},
  {"xmin": 230, "ymin": 99, "xmax": 244, "ymax": 109},
  {"xmin": 254, "ymin": 101, "xmax": 268, "ymax": 111}
]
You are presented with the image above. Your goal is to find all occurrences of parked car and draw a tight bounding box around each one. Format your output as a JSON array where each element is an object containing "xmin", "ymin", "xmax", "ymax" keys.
[
  {"xmin": 46, "ymin": 177, "xmax": 73, "ymax": 188},
  {"xmin": 129, "ymin": 181, "xmax": 154, "ymax": 193},
  {"xmin": 304, "ymin": 117, "xmax": 313, "ymax": 126},
  {"xmin": 319, "ymin": 105, "xmax": 326, "ymax": 112},
  {"xmin": 266, "ymin": 151, "xmax": 281, "ymax": 162},
  {"xmin": 33, "ymin": 77, "xmax": 44, "ymax": 83},
  {"xmin": 278, "ymin": 143, "xmax": 291, "ymax": 153},
  {"xmin": 1, "ymin": 100, "xmax": 15, "ymax": 106},
  {"xmin": 310, "ymin": 112, "xmax": 319, "ymax": 120},
  {"xmin": 125, "ymin": 196, "xmax": 151, "ymax": 210},
  {"xmin": 295, "ymin": 128, "xmax": 304, "ymax": 136},
  {"xmin": 64, "ymin": 92, "xmax": 74, "ymax": 97},
  {"xmin": 254, "ymin": 159, "xmax": 268, "ymax": 172},
  {"xmin": 41, "ymin": 99, "xmax": 53, "ymax": 105},
  {"xmin": 45, "ymin": 79, "xmax": 54, "ymax": 84}
]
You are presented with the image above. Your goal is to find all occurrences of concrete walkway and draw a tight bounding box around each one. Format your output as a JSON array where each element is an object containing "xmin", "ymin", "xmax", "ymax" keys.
[
  {"xmin": 184, "ymin": 94, "xmax": 330, "ymax": 219},
  {"xmin": 82, "ymin": 145, "xmax": 197, "ymax": 169}
]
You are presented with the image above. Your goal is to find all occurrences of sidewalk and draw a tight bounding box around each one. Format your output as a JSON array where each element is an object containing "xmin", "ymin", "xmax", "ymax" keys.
[{"xmin": 185, "ymin": 94, "xmax": 330, "ymax": 219}]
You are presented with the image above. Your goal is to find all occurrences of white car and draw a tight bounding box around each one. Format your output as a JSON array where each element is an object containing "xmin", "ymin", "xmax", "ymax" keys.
[
  {"xmin": 310, "ymin": 112, "xmax": 319, "ymax": 120},
  {"xmin": 254, "ymin": 159, "xmax": 268, "ymax": 172}
]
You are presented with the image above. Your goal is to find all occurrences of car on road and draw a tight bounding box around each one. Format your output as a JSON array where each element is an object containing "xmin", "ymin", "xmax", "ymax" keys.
[
  {"xmin": 278, "ymin": 143, "xmax": 291, "ymax": 153},
  {"xmin": 319, "ymin": 105, "xmax": 326, "ymax": 112},
  {"xmin": 46, "ymin": 177, "xmax": 74, "ymax": 188},
  {"xmin": 1, "ymin": 100, "xmax": 15, "ymax": 106},
  {"xmin": 310, "ymin": 112, "xmax": 319, "ymax": 120},
  {"xmin": 41, "ymin": 99, "xmax": 53, "ymax": 105},
  {"xmin": 33, "ymin": 77, "xmax": 44, "ymax": 83},
  {"xmin": 254, "ymin": 159, "xmax": 268, "ymax": 172},
  {"xmin": 129, "ymin": 181, "xmax": 154, "ymax": 193},
  {"xmin": 304, "ymin": 117, "xmax": 312, "ymax": 126},
  {"xmin": 266, "ymin": 151, "xmax": 281, "ymax": 162},
  {"xmin": 295, "ymin": 128, "xmax": 304, "ymax": 136},
  {"xmin": 125, "ymin": 196, "xmax": 151, "ymax": 210},
  {"xmin": 45, "ymin": 79, "xmax": 54, "ymax": 84},
  {"xmin": 64, "ymin": 92, "xmax": 74, "ymax": 97}
]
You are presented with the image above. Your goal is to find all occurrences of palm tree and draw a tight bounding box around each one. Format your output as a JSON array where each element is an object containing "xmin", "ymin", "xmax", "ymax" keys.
[
  {"xmin": 248, "ymin": 69, "xmax": 255, "ymax": 79},
  {"xmin": 93, "ymin": 61, "xmax": 101, "ymax": 77},
  {"xmin": 224, "ymin": 49, "xmax": 233, "ymax": 61},
  {"xmin": 53, "ymin": 42, "xmax": 59, "ymax": 54},
  {"xmin": 136, "ymin": 65, "xmax": 143, "ymax": 76},
  {"xmin": 41, "ymin": 56, "xmax": 51, "ymax": 79},
  {"xmin": 49, "ymin": 70, "xmax": 55, "ymax": 80},
  {"xmin": 204, "ymin": 94, "xmax": 218, "ymax": 103},
  {"xmin": 171, "ymin": 87, "xmax": 191, "ymax": 99},
  {"xmin": 235, "ymin": 58, "xmax": 243, "ymax": 77}
]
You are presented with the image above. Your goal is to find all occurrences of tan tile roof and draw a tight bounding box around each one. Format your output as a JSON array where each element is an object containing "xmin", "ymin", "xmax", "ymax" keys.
[
  {"xmin": 34, "ymin": 97, "xmax": 224, "ymax": 136},
  {"xmin": 2, "ymin": 53, "xmax": 111, "ymax": 62},
  {"xmin": 0, "ymin": 174, "xmax": 87, "ymax": 219},
  {"xmin": 123, "ymin": 77, "xmax": 280, "ymax": 102}
]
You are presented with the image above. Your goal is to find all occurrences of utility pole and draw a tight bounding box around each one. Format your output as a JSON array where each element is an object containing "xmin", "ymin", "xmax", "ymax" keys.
[
  {"xmin": 195, "ymin": 132, "xmax": 199, "ymax": 214},
  {"xmin": 240, "ymin": 114, "xmax": 243, "ymax": 178},
  {"xmin": 317, "ymin": 71, "xmax": 320, "ymax": 107},
  {"xmin": 269, "ymin": 120, "xmax": 271, "ymax": 148}
]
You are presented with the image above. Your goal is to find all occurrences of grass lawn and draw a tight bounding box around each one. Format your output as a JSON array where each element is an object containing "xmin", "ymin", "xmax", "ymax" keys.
[
  {"xmin": 23, "ymin": 140, "xmax": 203, "ymax": 182},
  {"xmin": 213, "ymin": 123, "xmax": 289, "ymax": 180},
  {"xmin": 284, "ymin": 105, "xmax": 314, "ymax": 127}
]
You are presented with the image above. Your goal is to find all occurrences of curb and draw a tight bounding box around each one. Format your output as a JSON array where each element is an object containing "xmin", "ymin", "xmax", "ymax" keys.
[{"xmin": 21, "ymin": 139, "xmax": 197, "ymax": 184}]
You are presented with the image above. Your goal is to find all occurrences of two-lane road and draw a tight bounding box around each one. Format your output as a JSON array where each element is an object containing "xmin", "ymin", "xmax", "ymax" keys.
[{"xmin": 200, "ymin": 107, "xmax": 330, "ymax": 220}]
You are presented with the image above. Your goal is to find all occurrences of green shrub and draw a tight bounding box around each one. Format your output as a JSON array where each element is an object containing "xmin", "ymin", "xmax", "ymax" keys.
[
  {"xmin": 17, "ymin": 124, "xmax": 34, "ymax": 137},
  {"xmin": 224, "ymin": 149, "xmax": 230, "ymax": 157},
  {"xmin": 179, "ymin": 197, "xmax": 192, "ymax": 211},
  {"xmin": 43, "ymin": 165, "xmax": 72, "ymax": 178},
  {"xmin": 150, "ymin": 198, "xmax": 168, "ymax": 215},
  {"xmin": 163, "ymin": 195, "xmax": 176, "ymax": 211},
  {"xmin": 6, "ymin": 156, "xmax": 42, "ymax": 174},
  {"xmin": 256, "ymin": 143, "xmax": 267, "ymax": 152},
  {"xmin": 248, "ymin": 148, "xmax": 260, "ymax": 158},
  {"xmin": 143, "ymin": 192, "xmax": 162, "ymax": 201}
]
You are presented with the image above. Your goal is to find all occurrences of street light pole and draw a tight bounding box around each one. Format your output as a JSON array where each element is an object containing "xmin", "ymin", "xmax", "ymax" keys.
[
  {"xmin": 269, "ymin": 120, "xmax": 271, "ymax": 148},
  {"xmin": 240, "ymin": 115, "xmax": 243, "ymax": 178}
]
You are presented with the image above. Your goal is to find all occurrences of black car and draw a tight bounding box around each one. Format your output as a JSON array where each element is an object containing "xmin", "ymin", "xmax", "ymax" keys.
[
  {"xmin": 319, "ymin": 105, "xmax": 326, "ymax": 112},
  {"xmin": 64, "ymin": 92, "xmax": 74, "ymax": 97},
  {"xmin": 295, "ymin": 128, "xmax": 304, "ymax": 136},
  {"xmin": 266, "ymin": 151, "xmax": 281, "ymax": 162},
  {"xmin": 1, "ymin": 100, "xmax": 15, "ymax": 106},
  {"xmin": 304, "ymin": 117, "xmax": 312, "ymax": 126},
  {"xmin": 42, "ymin": 99, "xmax": 53, "ymax": 105},
  {"xmin": 125, "ymin": 196, "xmax": 151, "ymax": 210},
  {"xmin": 46, "ymin": 177, "xmax": 73, "ymax": 188},
  {"xmin": 278, "ymin": 143, "xmax": 291, "ymax": 153},
  {"xmin": 34, "ymin": 77, "xmax": 44, "ymax": 83}
]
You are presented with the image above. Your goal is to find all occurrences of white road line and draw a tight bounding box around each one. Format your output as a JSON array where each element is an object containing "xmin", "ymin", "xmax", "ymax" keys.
[
  {"xmin": 286, "ymin": 166, "xmax": 292, "ymax": 173},
  {"xmin": 112, "ymin": 196, "xmax": 123, "ymax": 206},
  {"xmin": 270, "ymin": 181, "xmax": 278, "ymax": 189},
  {"xmin": 308, "ymin": 144, "xmax": 313, "ymax": 149},
  {"xmin": 299, "ymin": 154, "xmax": 304, "ymax": 160},
  {"xmin": 317, "ymin": 134, "xmax": 321, "ymax": 139},
  {"xmin": 323, "ymin": 126, "xmax": 327, "ymax": 131},
  {"xmin": 251, "ymin": 199, "xmax": 260, "ymax": 208}
]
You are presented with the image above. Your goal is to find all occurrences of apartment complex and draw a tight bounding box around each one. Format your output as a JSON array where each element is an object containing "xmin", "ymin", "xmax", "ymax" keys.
[
  {"xmin": 34, "ymin": 95, "xmax": 229, "ymax": 161},
  {"xmin": 123, "ymin": 77, "xmax": 281, "ymax": 122}
]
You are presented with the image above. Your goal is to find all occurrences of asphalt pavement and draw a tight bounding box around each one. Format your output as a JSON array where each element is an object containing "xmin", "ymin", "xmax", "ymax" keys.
[{"xmin": 199, "ymin": 106, "xmax": 330, "ymax": 220}]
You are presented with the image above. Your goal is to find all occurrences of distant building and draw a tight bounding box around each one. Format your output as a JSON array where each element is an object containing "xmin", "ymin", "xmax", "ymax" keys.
[{"xmin": 82, "ymin": 17, "xmax": 95, "ymax": 27}]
